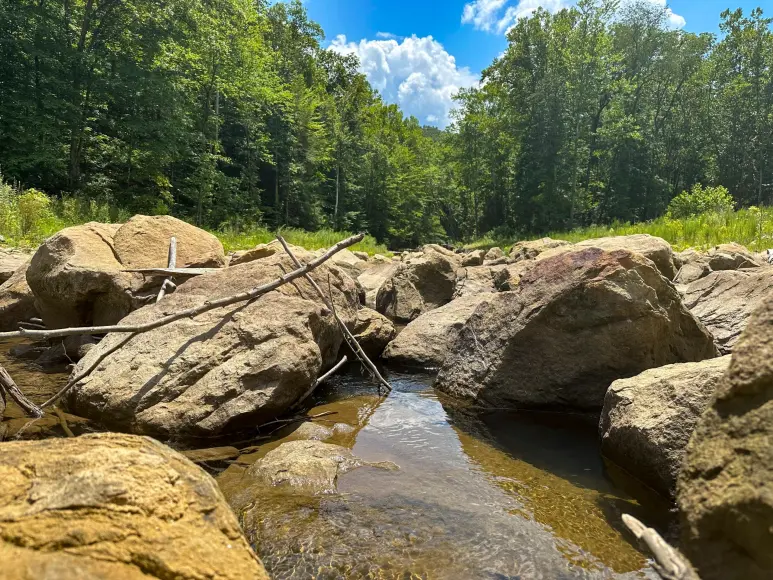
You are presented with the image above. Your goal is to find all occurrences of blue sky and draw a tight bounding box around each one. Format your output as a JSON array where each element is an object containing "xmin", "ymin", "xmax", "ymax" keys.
[{"xmin": 306, "ymin": 0, "xmax": 768, "ymax": 127}]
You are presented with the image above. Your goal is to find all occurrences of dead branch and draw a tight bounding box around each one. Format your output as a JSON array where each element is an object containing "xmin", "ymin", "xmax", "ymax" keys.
[
  {"xmin": 276, "ymin": 235, "xmax": 392, "ymax": 393},
  {"xmin": 54, "ymin": 407, "xmax": 75, "ymax": 437},
  {"xmin": 0, "ymin": 365, "xmax": 43, "ymax": 417},
  {"xmin": 257, "ymin": 410, "xmax": 337, "ymax": 431},
  {"xmin": 622, "ymin": 514, "xmax": 700, "ymax": 580},
  {"xmin": 0, "ymin": 233, "xmax": 365, "ymax": 343},
  {"xmin": 123, "ymin": 267, "xmax": 219, "ymax": 276},
  {"xmin": 291, "ymin": 355, "xmax": 348, "ymax": 411},
  {"xmin": 156, "ymin": 236, "xmax": 177, "ymax": 303}
]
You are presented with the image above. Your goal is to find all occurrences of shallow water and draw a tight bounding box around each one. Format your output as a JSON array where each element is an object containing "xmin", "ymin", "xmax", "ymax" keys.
[
  {"xmin": 0, "ymin": 340, "xmax": 668, "ymax": 579},
  {"xmin": 219, "ymin": 371, "xmax": 668, "ymax": 580}
]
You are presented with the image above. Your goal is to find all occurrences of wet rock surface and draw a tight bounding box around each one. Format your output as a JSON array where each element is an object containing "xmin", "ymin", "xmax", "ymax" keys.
[
  {"xmin": 0, "ymin": 433, "xmax": 269, "ymax": 580},
  {"xmin": 600, "ymin": 356, "xmax": 731, "ymax": 497}
]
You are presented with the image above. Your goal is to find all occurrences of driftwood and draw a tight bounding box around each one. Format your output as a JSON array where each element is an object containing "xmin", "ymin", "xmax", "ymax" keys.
[
  {"xmin": 4, "ymin": 233, "xmax": 365, "ymax": 416},
  {"xmin": 622, "ymin": 514, "xmax": 700, "ymax": 580},
  {"xmin": 0, "ymin": 365, "xmax": 43, "ymax": 417},
  {"xmin": 277, "ymin": 236, "xmax": 392, "ymax": 394},
  {"xmin": 156, "ymin": 236, "xmax": 177, "ymax": 303},
  {"xmin": 123, "ymin": 267, "xmax": 219, "ymax": 276},
  {"xmin": 0, "ymin": 233, "xmax": 364, "ymax": 343}
]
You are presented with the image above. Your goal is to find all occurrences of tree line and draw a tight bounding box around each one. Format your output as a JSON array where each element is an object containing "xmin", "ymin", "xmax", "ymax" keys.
[{"xmin": 0, "ymin": 0, "xmax": 771, "ymax": 248}]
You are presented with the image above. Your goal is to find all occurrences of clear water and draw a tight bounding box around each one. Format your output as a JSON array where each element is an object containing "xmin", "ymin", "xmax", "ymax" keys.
[{"xmin": 219, "ymin": 371, "xmax": 668, "ymax": 580}]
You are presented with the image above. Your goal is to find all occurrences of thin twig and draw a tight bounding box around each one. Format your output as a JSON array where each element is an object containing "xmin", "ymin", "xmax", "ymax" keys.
[
  {"xmin": 156, "ymin": 236, "xmax": 177, "ymax": 303},
  {"xmin": 0, "ymin": 233, "xmax": 365, "ymax": 343},
  {"xmin": 257, "ymin": 411, "xmax": 337, "ymax": 430},
  {"xmin": 18, "ymin": 322, "xmax": 46, "ymax": 330},
  {"xmin": 54, "ymin": 407, "xmax": 75, "ymax": 437},
  {"xmin": 622, "ymin": 514, "xmax": 700, "ymax": 580},
  {"xmin": 291, "ymin": 355, "xmax": 348, "ymax": 411},
  {"xmin": 276, "ymin": 235, "xmax": 392, "ymax": 393}
]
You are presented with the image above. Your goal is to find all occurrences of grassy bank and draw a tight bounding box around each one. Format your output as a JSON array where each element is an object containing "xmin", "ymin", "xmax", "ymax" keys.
[
  {"xmin": 467, "ymin": 208, "xmax": 773, "ymax": 253},
  {"xmin": 0, "ymin": 180, "xmax": 391, "ymax": 255}
]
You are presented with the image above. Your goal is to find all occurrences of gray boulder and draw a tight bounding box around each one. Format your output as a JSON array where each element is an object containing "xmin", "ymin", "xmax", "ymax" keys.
[
  {"xmin": 509, "ymin": 238, "xmax": 571, "ymax": 262},
  {"xmin": 575, "ymin": 234, "xmax": 677, "ymax": 279},
  {"xmin": 435, "ymin": 247, "xmax": 718, "ymax": 410},
  {"xmin": 383, "ymin": 294, "xmax": 494, "ymax": 369},
  {"xmin": 683, "ymin": 270, "xmax": 773, "ymax": 354},
  {"xmin": 600, "ymin": 356, "xmax": 731, "ymax": 498},
  {"xmin": 66, "ymin": 251, "xmax": 359, "ymax": 438},
  {"xmin": 376, "ymin": 246, "xmax": 461, "ymax": 322},
  {"xmin": 678, "ymin": 294, "xmax": 773, "ymax": 580}
]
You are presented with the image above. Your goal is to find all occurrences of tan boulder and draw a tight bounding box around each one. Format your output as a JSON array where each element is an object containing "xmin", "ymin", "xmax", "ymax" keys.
[
  {"xmin": 453, "ymin": 262, "xmax": 529, "ymax": 298},
  {"xmin": 0, "ymin": 260, "xmax": 38, "ymax": 331},
  {"xmin": 435, "ymin": 247, "xmax": 718, "ymax": 410},
  {"xmin": 683, "ymin": 270, "xmax": 773, "ymax": 354},
  {"xmin": 0, "ymin": 247, "xmax": 33, "ymax": 284},
  {"xmin": 376, "ymin": 246, "xmax": 461, "ymax": 322},
  {"xmin": 383, "ymin": 294, "xmax": 494, "ymax": 369},
  {"xmin": 114, "ymin": 214, "xmax": 225, "ymax": 268},
  {"xmin": 509, "ymin": 237, "xmax": 571, "ymax": 262},
  {"xmin": 706, "ymin": 242, "xmax": 762, "ymax": 271},
  {"xmin": 66, "ymin": 251, "xmax": 359, "ymax": 438},
  {"xmin": 229, "ymin": 241, "xmax": 280, "ymax": 266},
  {"xmin": 358, "ymin": 260, "xmax": 398, "ymax": 309},
  {"xmin": 600, "ymin": 356, "xmax": 731, "ymax": 498},
  {"xmin": 674, "ymin": 249, "xmax": 712, "ymax": 285},
  {"xmin": 350, "ymin": 307, "xmax": 396, "ymax": 358},
  {"xmin": 352, "ymin": 250, "xmax": 369, "ymax": 261},
  {"xmin": 575, "ymin": 234, "xmax": 677, "ymax": 279},
  {"xmin": 0, "ymin": 433, "xmax": 268, "ymax": 580},
  {"xmin": 677, "ymin": 295, "xmax": 773, "ymax": 580},
  {"xmin": 461, "ymin": 249, "xmax": 485, "ymax": 267},
  {"xmin": 483, "ymin": 247, "xmax": 505, "ymax": 262},
  {"xmin": 26, "ymin": 222, "xmax": 134, "ymax": 328}
]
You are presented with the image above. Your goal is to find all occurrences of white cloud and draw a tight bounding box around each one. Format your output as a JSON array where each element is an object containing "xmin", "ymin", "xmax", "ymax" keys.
[
  {"xmin": 376, "ymin": 31, "xmax": 398, "ymax": 39},
  {"xmin": 461, "ymin": 0, "xmax": 685, "ymax": 34},
  {"xmin": 329, "ymin": 34, "xmax": 478, "ymax": 128}
]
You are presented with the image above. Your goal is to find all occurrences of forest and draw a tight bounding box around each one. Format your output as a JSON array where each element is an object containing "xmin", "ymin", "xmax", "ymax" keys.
[{"xmin": 0, "ymin": 0, "xmax": 771, "ymax": 248}]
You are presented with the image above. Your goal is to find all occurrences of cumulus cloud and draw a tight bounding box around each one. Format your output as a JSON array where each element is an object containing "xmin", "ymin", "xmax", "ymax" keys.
[
  {"xmin": 329, "ymin": 34, "xmax": 478, "ymax": 128},
  {"xmin": 461, "ymin": 0, "xmax": 685, "ymax": 34}
]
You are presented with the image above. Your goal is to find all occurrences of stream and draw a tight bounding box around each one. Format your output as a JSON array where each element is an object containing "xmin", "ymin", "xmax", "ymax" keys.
[{"xmin": 0, "ymin": 340, "xmax": 670, "ymax": 579}]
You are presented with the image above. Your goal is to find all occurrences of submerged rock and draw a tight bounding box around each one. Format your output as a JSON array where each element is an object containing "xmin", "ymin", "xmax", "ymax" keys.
[
  {"xmin": 435, "ymin": 247, "xmax": 717, "ymax": 410},
  {"xmin": 246, "ymin": 440, "xmax": 378, "ymax": 494},
  {"xmin": 376, "ymin": 245, "xmax": 461, "ymax": 322},
  {"xmin": 575, "ymin": 234, "xmax": 677, "ymax": 279},
  {"xmin": 66, "ymin": 251, "xmax": 359, "ymax": 438},
  {"xmin": 678, "ymin": 294, "xmax": 773, "ymax": 580},
  {"xmin": 0, "ymin": 260, "xmax": 37, "ymax": 331},
  {"xmin": 600, "ymin": 356, "xmax": 731, "ymax": 498},
  {"xmin": 383, "ymin": 294, "xmax": 494, "ymax": 369},
  {"xmin": 0, "ymin": 433, "xmax": 268, "ymax": 580},
  {"xmin": 683, "ymin": 270, "xmax": 773, "ymax": 354}
]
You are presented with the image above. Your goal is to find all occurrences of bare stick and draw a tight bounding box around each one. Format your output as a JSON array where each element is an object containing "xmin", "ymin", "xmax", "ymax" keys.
[
  {"xmin": 18, "ymin": 322, "xmax": 46, "ymax": 330},
  {"xmin": 258, "ymin": 411, "xmax": 337, "ymax": 430},
  {"xmin": 123, "ymin": 267, "xmax": 218, "ymax": 276},
  {"xmin": 0, "ymin": 365, "xmax": 43, "ymax": 417},
  {"xmin": 156, "ymin": 236, "xmax": 177, "ymax": 303},
  {"xmin": 276, "ymin": 236, "xmax": 392, "ymax": 393},
  {"xmin": 622, "ymin": 514, "xmax": 700, "ymax": 580},
  {"xmin": 291, "ymin": 355, "xmax": 348, "ymax": 411},
  {"xmin": 0, "ymin": 233, "xmax": 365, "ymax": 342}
]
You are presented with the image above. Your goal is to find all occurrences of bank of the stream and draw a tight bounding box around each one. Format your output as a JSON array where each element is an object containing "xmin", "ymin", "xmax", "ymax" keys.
[{"xmin": 0, "ymin": 340, "xmax": 668, "ymax": 579}]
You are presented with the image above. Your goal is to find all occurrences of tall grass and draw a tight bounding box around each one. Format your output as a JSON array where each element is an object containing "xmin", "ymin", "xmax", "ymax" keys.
[
  {"xmin": 467, "ymin": 207, "xmax": 773, "ymax": 253},
  {"xmin": 216, "ymin": 226, "xmax": 391, "ymax": 256}
]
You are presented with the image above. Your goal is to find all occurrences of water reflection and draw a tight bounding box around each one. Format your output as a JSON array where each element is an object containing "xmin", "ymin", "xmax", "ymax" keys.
[{"xmin": 224, "ymin": 371, "xmax": 659, "ymax": 579}]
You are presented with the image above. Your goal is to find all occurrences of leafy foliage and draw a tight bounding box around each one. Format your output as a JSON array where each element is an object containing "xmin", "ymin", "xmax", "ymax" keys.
[{"xmin": 667, "ymin": 185, "xmax": 735, "ymax": 219}]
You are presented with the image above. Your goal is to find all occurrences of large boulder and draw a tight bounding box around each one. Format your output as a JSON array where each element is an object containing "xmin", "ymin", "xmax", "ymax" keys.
[
  {"xmin": 383, "ymin": 294, "xmax": 493, "ymax": 369},
  {"xmin": 575, "ymin": 234, "xmax": 677, "ymax": 279},
  {"xmin": 677, "ymin": 295, "xmax": 773, "ymax": 580},
  {"xmin": 350, "ymin": 307, "xmax": 395, "ymax": 359},
  {"xmin": 357, "ymin": 259, "xmax": 398, "ymax": 309},
  {"xmin": 26, "ymin": 222, "xmax": 135, "ymax": 328},
  {"xmin": 0, "ymin": 433, "xmax": 268, "ymax": 580},
  {"xmin": 66, "ymin": 251, "xmax": 359, "ymax": 438},
  {"xmin": 0, "ymin": 247, "xmax": 33, "ymax": 284},
  {"xmin": 453, "ymin": 264, "xmax": 509, "ymax": 298},
  {"xmin": 674, "ymin": 249, "xmax": 712, "ymax": 285},
  {"xmin": 683, "ymin": 270, "xmax": 773, "ymax": 354},
  {"xmin": 600, "ymin": 356, "xmax": 731, "ymax": 498},
  {"xmin": 435, "ymin": 247, "xmax": 718, "ymax": 410},
  {"xmin": 114, "ymin": 215, "xmax": 225, "ymax": 269},
  {"xmin": 376, "ymin": 246, "xmax": 461, "ymax": 322},
  {"xmin": 509, "ymin": 237, "xmax": 571, "ymax": 262},
  {"xmin": 0, "ymin": 260, "xmax": 37, "ymax": 331}
]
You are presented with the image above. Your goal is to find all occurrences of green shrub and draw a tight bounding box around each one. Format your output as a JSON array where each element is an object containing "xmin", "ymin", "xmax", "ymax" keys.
[{"xmin": 667, "ymin": 184, "xmax": 734, "ymax": 219}]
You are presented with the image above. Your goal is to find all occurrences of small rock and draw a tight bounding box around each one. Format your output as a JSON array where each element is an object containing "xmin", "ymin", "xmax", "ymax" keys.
[
  {"xmin": 461, "ymin": 249, "xmax": 485, "ymax": 267},
  {"xmin": 483, "ymin": 247, "xmax": 505, "ymax": 262},
  {"xmin": 350, "ymin": 307, "xmax": 396, "ymax": 358},
  {"xmin": 353, "ymin": 251, "xmax": 369, "ymax": 261},
  {"xmin": 181, "ymin": 446, "xmax": 241, "ymax": 463},
  {"xmin": 509, "ymin": 238, "xmax": 571, "ymax": 262}
]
